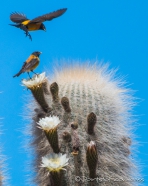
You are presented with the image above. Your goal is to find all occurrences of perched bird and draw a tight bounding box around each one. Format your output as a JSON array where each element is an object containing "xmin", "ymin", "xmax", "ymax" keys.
[
  {"xmin": 9, "ymin": 8, "xmax": 67, "ymax": 40},
  {"xmin": 13, "ymin": 51, "xmax": 42, "ymax": 78}
]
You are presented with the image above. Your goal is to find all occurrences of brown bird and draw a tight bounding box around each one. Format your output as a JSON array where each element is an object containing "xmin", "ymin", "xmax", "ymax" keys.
[
  {"xmin": 9, "ymin": 8, "xmax": 67, "ymax": 40},
  {"xmin": 13, "ymin": 51, "xmax": 42, "ymax": 78}
]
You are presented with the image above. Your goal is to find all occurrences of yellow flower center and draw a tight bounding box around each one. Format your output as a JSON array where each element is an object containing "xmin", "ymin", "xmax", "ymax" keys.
[{"xmin": 50, "ymin": 158, "xmax": 60, "ymax": 165}]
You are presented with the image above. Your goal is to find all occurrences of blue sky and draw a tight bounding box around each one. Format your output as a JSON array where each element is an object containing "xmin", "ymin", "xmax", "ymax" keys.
[{"xmin": 0, "ymin": 0, "xmax": 147, "ymax": 185}]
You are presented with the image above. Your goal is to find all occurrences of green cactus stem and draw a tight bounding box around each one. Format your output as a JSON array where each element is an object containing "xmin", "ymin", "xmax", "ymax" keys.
[
  {"xmin": 38, "ymin": 116, "xmax": 60, "ymax": 153},
  {"xmin": 86, "ymin": 141, "xmax": 98, "ymax": 179},
  {"xmin": 61, "ymin": 97, "xmax": 71, "ymax": 113},
  {"xmin": 22, "ymin": 73, "xmax": 52, "ymax": 113},
  {"xmin": 71, "ymin": 129, "xmax": 80, "ymax": 155},
  {"xmin": 62, "ymin": 131, "xmax": 72, "ymax": 142},
  {"xmin": 44, "ymin": 128, "xmax": 60, "ymax": 153},
  {"xmin": 87, "ymin": 112, "xmax": 97, "ymax": 135},
  {"xmin": 50, "ymin": 82, "xmax": 59, "ymax": 103},
  {"xmin": 50, "ymin": 171, "xmax": 62, "ymax": 186}
]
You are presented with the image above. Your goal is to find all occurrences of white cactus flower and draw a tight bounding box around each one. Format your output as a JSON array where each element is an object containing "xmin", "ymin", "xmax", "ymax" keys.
[
  {"xmin": 22, "ymin": 72, "xmax": 46, "ymax": 88},
  {"xmin": 37, "ymin": 116, "xmax": 60, "ymax": 131},
  {"xmin": 41, "ymin": 153, "xmax": 69, "ymax": 171}
]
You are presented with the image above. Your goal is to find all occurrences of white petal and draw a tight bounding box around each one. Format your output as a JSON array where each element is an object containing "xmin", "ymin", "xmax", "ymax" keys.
[
  {"xmin": 37, "ymin": 116, "xmax": 60, "ymax": 131},
  {"xmin": 22, "ymin": 72, "xmax": 47, "ymax": 88},
  {"xmin": 41, "ymin": 153, "xmax": 69, "ymax": 171}
]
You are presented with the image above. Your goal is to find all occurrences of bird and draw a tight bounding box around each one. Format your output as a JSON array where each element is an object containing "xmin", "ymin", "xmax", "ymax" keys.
[
  {"xmin": 9, "ymin": 8, "xmax": 67, "ymax": 40},
  {"xmin": 13, "ymin": 51, "xmax": 42, "ymax": 78}
]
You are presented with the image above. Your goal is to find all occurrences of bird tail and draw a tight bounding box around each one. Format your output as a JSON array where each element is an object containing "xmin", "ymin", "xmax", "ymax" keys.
[
  {"xmin": 9, "ymin": 24, "xmax": 21, "ymax": 28},
  {"xmin": 13, "ymin": 70, "xmax": 23, "ymax": 78}
]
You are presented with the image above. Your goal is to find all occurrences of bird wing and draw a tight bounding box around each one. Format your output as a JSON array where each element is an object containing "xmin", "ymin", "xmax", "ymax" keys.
[
  {"xmin": 22, "ymin": 58, "xmax": 39, "ymax": 72},
  {"xmin": 10, "ymin": 12, "xmax": 28, "ymax": 23},
  {"xmin": 30, "ymin": 8, "xmax": 67, "ymax": 23}
]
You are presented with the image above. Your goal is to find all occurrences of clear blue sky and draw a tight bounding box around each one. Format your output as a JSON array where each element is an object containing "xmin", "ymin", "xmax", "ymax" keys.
[{"xmin": 0, "ymin": 0, "xmax": 147, "ymax": 185}]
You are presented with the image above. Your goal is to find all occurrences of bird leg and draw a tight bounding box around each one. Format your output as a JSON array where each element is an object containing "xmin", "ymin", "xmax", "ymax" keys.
[
  {"xmin": 27, "ymin": 72, "xmax": 31, "ymax": 79},
  {"xmin": 19, "ymin": 24, "xmax": 32, "ymax": 41},
  {"xmin": 24, "ymin": 32, "xmax": 32, "ymax": 41},
  {"xmin": 31, "ymin": 70, "xmax": 39, "ymax": 76}
]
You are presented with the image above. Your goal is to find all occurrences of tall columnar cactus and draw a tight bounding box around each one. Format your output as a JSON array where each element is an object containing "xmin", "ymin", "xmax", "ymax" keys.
[
  {"xmin": 0, "ymin": 101, "xmax": 8, "ymax": 186},
  {"xmin": 22, "ymin": 63, "xmax": 138, "ymax": 186},
  {"xmin": 0, "ymin": 132, "xmax": 8, "ymax": 186},
  {"xmin": 0, "ymin": 149, "xmax": 3, "ymax": 186}
]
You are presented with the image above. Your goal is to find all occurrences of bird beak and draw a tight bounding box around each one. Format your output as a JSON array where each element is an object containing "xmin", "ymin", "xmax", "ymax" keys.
[
  {"xmin": 39, "ymin": 52, "xmax": 42, "ymax": 54},
  {"xmin": 44, "ymin": 28, "xmax": 46, "ymax": 32}
]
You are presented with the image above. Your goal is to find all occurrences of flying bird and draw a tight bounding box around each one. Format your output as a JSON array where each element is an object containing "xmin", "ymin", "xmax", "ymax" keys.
[
  {"xmin": 9, "ymin": 8, "xmax": 67, "ymax": 40},
  {"xmin": 13, "ymin": 51, "xmax": 42, "ymax": 78}
]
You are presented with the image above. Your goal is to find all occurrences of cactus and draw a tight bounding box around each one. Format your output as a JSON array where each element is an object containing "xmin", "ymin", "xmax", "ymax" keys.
[
  {"xmin": 0, "ymin": 100, "xmax": 8, "ymax": 186},
  {"xmin": 0, "ymin": 141, "xmax": 8, "ymax": 185},
  {"xmin": 22, "ymin": 63, "xmax": 139, "ymax": 186},
  {"xmin": 0, "ymin": 153, "xmax": 7, "ymax": 186},
  {"xmin": 0, "ymin": 148, "xmax": 4, "ymax": 186}
]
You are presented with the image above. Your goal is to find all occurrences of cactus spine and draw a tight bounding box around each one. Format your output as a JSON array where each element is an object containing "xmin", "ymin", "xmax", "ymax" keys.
[{"xmin": 23, "ymin": 63, "xmax": 138, "ymax": 186}]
